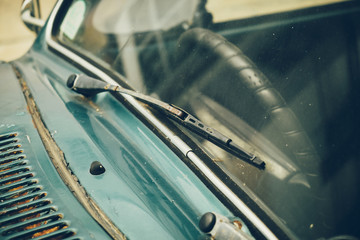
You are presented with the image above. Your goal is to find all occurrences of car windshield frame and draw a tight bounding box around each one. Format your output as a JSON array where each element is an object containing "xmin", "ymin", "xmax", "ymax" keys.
[{"xmin": 45, "ymin": 0, "xmax": 360, "ymax": 239}]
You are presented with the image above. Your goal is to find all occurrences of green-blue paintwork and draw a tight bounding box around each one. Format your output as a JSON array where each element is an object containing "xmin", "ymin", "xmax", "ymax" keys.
[
  {"xmin": 5, "ymin": 17, "xmax": 242, "ymax": 239},
  {"xmin": 0, "ymin": 62, "xmax": 112, "ymax": 239}
]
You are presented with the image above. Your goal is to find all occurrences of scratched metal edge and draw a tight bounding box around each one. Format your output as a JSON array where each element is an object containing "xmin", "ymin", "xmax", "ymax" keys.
[{"xmin": 12, "ymin": 64, "xmax": 127, "ymax": 240}]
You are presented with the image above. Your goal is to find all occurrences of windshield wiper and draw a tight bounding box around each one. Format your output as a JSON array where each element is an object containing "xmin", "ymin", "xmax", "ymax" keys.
[{"xmin": 67, "ymin": 74, "xmax": 265, "ymax": 169}]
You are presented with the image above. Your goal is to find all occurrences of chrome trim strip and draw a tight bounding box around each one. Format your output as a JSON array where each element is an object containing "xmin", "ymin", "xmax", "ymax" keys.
[{"xmin": 45, "ymin": 2, "xmax": 277, "ymax": 239}]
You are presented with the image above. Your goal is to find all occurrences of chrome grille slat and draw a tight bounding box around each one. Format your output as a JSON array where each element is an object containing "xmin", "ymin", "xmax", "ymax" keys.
[
  {"xmin": 0, "ymin": 133, "xmax": 17, "ymax": 142},
  {"xmin": 0, "ymin": 144, "xmax": 21, "ymax": 153},
  {"xmin": 0, "ymin": 206, "xmax": 58, "ymax": 229},
  {"xmin": 1, "ymin": 211, "xmax": 63, "ymax": 234},
  {"xmin": 0, "ymin": 150, "xmax": 24, "ymax": 160},
  {"xmin": 0, "ymin": 140, "xmax": 18, "ymax": 148},
  {"xmin": 0, "ymin": 199, "xmax": 52, "ymax": 220},
  {"xmin": 0, "ymin": 186, "xmax": 42, "ymax": 202},
  {"xmin": 0, "ymin": 179, "xmax": 38, "ymax": 194},
  {"xmin": 0, "ymin": 155, "xmax": 26, "ymax": 167},
  {"xmin": 0, "ymin": 169, "xmax": 32, "ymax": 185},
  {"xmin": 32, "ymin": 228, "xmax": 78, "ymax": 240},
  {"xmin": 0, "ymin": 160, "xmax": 27, "ymax": 172},
  {"xmin": 0, "ymin": 167, "xmax": 31, "ymax": 177},
  {"xmin": 4, "ymin": 219, "xmax": 68, "ymax": 239},
  {"xmin": 0, "ymin": 192, "xmax": 47, "ymax": 210},
  {"xmin": 0, "ymin": 132, "xmax": 77, "ymax": 239},
  {"xmin": 8, "ymin": 222, "xmax": 71, "ymax": 240}
]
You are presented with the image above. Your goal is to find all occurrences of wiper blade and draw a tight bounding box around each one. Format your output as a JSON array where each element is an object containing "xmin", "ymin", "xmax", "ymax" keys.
[{"xmin": 67, "ymin": 74, "xmax": 265, "ymax": 169}]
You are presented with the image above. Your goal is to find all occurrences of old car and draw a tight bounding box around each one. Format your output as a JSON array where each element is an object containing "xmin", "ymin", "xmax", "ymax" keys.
[{"xmin": 1, "ymin": 0, "xmax": 359, "ymax": 239}]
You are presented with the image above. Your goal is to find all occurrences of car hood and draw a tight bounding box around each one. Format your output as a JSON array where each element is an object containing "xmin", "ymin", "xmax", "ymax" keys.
[
  {"xmin": 2, "ymin": 48, "xmax": 237, "ymax": 239},
  {"xmin": 0, "ymin": 62, "xmax": 114, "ymax": 239}
]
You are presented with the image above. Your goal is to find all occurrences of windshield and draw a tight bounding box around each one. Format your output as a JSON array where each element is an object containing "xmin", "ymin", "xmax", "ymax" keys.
[{"xmin": 54, "ymin": 0, "xmax": 360, "ymax": 238}]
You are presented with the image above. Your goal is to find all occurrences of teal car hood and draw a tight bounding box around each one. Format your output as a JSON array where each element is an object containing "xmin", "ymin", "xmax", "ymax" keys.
[
  {"xmin": 4, "ymin": 44, "xmax": 238, "ymax": 239},
  {"xmin": 0, "ymin": 62, "xmax": 114, "ymax": 239}
]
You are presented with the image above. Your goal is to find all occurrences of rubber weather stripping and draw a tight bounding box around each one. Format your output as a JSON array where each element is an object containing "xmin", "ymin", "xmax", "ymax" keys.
[{"xmin": 13, "ymin": 65, "xmax": 127, "ymax": 240}]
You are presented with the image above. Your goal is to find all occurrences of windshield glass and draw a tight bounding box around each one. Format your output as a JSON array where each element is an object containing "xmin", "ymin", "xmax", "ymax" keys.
[{"xmin": 54, "ymin": 0, "xmax": 360, "ymax": 238}]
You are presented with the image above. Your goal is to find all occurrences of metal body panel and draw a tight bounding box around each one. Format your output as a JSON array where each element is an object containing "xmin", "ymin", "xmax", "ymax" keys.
[
  {"xmin": 5, "ymin": 22, "xmax": 237, "ymax": 239},
  {"xmin": 5, "ymin": 0, "xmax": 358, "ymax": 239},
  {"xmin": 0, "ymin": 62, "xmax": 112, "ymax": 239}
]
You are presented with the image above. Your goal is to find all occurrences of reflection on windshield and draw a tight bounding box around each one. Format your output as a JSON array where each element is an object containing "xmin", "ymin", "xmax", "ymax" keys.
[
  {"xmin": 207, "ymin": 0, "xmax": 349, "ymax": 22},
  {"xmin": 56, "ymin": 0, "xmax": 360, "ymax": 239},
  {"xmin": 92, "ymin": 0, "xmax": 198, "ymax": 34}
]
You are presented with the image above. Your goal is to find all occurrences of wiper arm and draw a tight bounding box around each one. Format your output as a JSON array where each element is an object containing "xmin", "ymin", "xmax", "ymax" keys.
[{"xmin": 67, "ymin": 74, "xmax": 265, "ymax": 169}]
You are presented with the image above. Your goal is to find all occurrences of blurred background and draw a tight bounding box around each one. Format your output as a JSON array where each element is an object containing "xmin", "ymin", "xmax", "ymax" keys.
[
  {"xmin": 0, "ymin": 0, "xmax": 56, "ymax": 62},
  {"xmin": 0, "ymin": 0, "xmax": 344, "ymax": 62}
]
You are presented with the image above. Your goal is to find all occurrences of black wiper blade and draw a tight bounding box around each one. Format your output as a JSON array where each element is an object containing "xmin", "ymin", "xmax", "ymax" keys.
[
  {"xmin": 67, "ymin": 74, "xmax": 265, "ymax": 169},
  {"xmin": 168, "ymin": 105, "xmax": 265, "ymax": 169}
]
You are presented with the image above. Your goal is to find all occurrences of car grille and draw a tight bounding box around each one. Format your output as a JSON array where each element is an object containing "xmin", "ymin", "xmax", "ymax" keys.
[{"xmin": 0, "ymin": 132, "xmax": 77, "ymax": 240}]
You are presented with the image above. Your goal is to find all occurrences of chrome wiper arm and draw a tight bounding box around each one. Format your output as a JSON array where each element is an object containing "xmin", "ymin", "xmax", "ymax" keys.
[{"xmin": 67, "ymin": 74, "xmax": 265, "ymax": 169}]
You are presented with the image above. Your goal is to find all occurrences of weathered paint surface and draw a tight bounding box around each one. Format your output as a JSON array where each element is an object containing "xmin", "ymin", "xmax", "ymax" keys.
[
  {"xmin": 0, "ymin": 62, "xmax": 113, "ymax": 239},
  {"xmin": 4, "ymin": 20, "xmax": 236, "ymax": 239}
]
